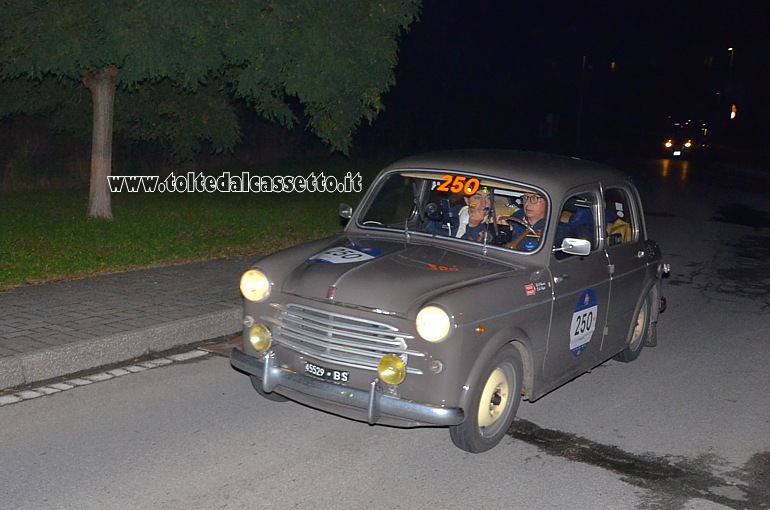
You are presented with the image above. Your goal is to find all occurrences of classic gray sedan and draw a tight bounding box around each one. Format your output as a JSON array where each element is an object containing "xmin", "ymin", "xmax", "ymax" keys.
[{"xmin": 231, "ymin": 150, "xmax": 668, "ymax": 453}]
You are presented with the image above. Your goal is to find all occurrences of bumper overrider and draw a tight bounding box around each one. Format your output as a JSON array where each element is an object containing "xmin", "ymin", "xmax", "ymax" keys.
[{"xmin": 230, "ymin": 348, "xmax": 464, "ymax": 427}]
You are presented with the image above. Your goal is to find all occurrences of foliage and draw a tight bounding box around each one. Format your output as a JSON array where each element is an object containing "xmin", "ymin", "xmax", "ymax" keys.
[
  {"xmin": 0, "ymin": 74, "xmax": 239, "ymax": 163},
  {"xmin": 115, "ymin": 81, "xmax": 242, "ymax": 162},
  {"xmin": 0, "ymin": 0, "xmax": 422, "ymax": 157}
]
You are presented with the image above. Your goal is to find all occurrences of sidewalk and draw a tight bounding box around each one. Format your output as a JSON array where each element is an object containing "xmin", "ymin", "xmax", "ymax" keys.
[{"xmin": 0, "ymin": 257, "xmax": 253, "ymax": 390}]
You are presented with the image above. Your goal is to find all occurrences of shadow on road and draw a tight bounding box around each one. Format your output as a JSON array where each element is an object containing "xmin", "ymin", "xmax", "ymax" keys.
[{"xmin": 509, "ymin": 418, "xmax": 769, "ymax": 509}]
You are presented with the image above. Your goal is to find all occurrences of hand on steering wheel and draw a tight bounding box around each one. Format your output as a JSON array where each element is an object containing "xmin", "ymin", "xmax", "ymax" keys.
[{"xmin": 506, "ymin": 216, "xmax": 538, "ymax": 236}]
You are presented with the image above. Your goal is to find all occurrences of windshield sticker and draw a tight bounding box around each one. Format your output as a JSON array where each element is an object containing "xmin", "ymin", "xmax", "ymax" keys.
[
  {"xmin": 309, "ymin": 246, "xmax": 381, "ymax": 264},
  {"xmin": 570, "ymin": 288, "xmax": 598, "ymax": 357},
  {"xmin": 434, "ymin": 174, "xmax": 481, "ymax": 195}
]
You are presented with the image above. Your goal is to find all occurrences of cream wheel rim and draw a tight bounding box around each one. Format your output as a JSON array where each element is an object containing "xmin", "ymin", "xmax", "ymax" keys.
[
  {"xmin": 629, "ymin": 300, "xmax": 648, "ymax": 350},
  {"xmin": 478, "ymin": 367, "xmax": 509, "ymax": 428}
]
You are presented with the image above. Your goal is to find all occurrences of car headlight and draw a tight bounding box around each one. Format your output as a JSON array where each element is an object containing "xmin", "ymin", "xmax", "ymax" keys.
[
  {"xmin": 240, "ymin": 269, "xmax": 271, "ymax": 302},
  {"xmin": 416, "ymin": 305, "xmax": 451, "ymax": 342}
]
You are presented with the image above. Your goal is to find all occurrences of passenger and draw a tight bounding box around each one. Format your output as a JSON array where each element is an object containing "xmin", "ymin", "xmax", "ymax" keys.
[
  {"xmin": 459, "ymin": 190, "xmax": 517, "ymax": 241},
  {"xmin": 458, "ymin": 188, "xmax": 494, "ymax": 240},
  {"xmin": 425, "ymin": 188, "xmax": 520, "ymax": 244},
  {"xmin": 426, "ymin": 188, "xmax": 503, "ymax": 240}
]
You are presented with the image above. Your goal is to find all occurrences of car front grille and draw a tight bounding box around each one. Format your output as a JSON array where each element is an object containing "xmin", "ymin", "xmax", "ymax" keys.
[{"xmin": 265, "ymin": 303, "xmax": 423, "ymax": 374}]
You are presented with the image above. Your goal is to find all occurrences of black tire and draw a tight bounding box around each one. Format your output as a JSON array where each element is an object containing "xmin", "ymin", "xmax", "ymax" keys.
[
  {"xmin": 450, "ymin": 345, "xmax": 523, "ymax": 453},
  {"xmin": 250, "ymin": 375, "xmax": 288, "ymax": 402},
  {"xmin": 613, "ymin": 291, "xmax": 652, "ymax": 363}
]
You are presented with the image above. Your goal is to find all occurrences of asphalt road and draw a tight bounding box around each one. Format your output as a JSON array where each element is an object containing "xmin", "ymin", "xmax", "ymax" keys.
[{"xmin": 1, "ymin": 157, "xmax": 768, "ymax": 510}]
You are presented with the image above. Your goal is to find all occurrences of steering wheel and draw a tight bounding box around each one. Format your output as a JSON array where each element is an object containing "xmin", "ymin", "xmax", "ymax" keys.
[{"xmin": 506, "ymin": 216, "xmax": 539, "ymax": 236}]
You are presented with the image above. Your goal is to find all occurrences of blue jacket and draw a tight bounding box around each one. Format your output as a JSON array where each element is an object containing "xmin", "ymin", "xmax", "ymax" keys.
[{"xmin": 425, "ymin": 204, "xmax": 500, "ymax": 241}]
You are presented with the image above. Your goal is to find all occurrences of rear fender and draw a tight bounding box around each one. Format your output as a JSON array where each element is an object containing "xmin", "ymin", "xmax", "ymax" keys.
[{"xmin": 622, "ymin": 279, "xmax": 659, "ymax": 350}]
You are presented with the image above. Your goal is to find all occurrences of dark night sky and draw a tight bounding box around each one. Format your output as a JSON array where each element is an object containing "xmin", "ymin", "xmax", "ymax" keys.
[{"xmin": 359, "ymin": 0, "xmax": 769, "ymax": 156}]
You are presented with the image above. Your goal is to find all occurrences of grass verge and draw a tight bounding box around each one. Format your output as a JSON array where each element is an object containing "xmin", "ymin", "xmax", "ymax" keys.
[{"xmin": 0, "ymin": 157, "xmax": 385, "ymax": 290}]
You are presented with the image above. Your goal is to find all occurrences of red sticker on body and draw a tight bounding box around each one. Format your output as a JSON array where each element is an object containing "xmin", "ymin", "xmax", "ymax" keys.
[{"xmin": 525, "ymin": 284, "xmax": 536, "ymax": 296}]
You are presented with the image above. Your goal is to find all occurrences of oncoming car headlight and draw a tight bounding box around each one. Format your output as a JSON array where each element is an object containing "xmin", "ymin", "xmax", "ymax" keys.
[
  {"xmin": 416, "ymin": 305, "xmax": 451, "ymax": 342},
  {"xmin": 240, "ymin": 269, "xmax": 271, "ymax": 302}
]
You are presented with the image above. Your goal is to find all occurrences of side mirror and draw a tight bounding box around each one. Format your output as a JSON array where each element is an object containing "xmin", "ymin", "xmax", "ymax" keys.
[
  {"xmin": 339, "ymin": 203, "xmax": 353, "ymax": 220},
  {"xmin": 557, "ymin": 237, "xmax": 591, "ymax": 256}
]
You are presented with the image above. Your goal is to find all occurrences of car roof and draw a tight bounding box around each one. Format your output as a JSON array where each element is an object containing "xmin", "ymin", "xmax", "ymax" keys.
[{"xmin": 384, "ymin": 150, "xmax": 630, "ymax": 194}]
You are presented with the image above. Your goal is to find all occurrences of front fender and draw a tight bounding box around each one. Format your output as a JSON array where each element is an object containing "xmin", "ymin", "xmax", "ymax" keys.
[{"xmin": 456, "ymin": 326, "xmax": 536, "ymax": 413}]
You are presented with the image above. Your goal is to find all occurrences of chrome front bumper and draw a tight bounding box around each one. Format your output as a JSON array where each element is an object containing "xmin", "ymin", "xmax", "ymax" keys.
[{"xmin": 230, "ymin": 348, "xmax": 464, "ymax": 427}]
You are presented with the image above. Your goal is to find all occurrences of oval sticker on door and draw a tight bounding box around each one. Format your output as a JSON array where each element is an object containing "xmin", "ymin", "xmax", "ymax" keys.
[{"xmin": 570, "ymin": 288, "xmax": 597, "ymax": 357}]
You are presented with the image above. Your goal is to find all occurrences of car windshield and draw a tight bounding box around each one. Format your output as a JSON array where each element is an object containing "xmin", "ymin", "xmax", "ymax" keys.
[{"xmin": 357, "ymin": 170, "xmax": 549, "ymax": 252}]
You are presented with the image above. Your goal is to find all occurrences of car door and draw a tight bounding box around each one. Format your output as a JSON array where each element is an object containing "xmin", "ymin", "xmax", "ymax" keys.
[
  {"xmin": 544, "ymin": 188, "xmax": 611, "ymax": 386},
  {"xmin": 603, "ymin": 184, "xmax": 649, "ymax": 350}
]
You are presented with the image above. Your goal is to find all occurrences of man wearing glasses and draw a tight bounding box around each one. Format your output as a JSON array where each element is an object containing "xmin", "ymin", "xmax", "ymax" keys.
[{"xmin": 504, "ymin": 193, "xmax": 548, "ymax": 251}]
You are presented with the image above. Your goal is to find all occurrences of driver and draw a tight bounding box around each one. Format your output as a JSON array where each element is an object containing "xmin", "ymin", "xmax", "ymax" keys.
[{"xmin": 503, "ymin": 192, "xmax": 547, "ymax": 251}]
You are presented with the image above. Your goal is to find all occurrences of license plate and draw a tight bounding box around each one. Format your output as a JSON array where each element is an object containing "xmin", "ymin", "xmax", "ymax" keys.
[
  {"xmin": 673, "ymin": 150, "xmax": 681, "ymax": 156},
  {"xmin": 304, "ymin": 362, "xmax": 349, "ymax": 383}
]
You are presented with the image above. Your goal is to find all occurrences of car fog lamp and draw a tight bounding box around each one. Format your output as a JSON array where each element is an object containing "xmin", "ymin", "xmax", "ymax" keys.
[
  {"xmin": 378, "ymin": 355, "xmax": 406, "ymax": 386},
  {"xmin": 248, "ymin": 323, "xmax": 272, "ymax": 352},
  {"xmin": 240, "ymin": 269, "xmax": 270, "ymax": 302},
  {"xmin": 416, "ymin": 305, "xmax": 451, "ymax": 342}
]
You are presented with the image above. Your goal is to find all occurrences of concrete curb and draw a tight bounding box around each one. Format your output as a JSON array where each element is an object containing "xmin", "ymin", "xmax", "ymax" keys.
[{"xmin": 0, "ymin": 307, "xmax": 242, "ymax": 390}]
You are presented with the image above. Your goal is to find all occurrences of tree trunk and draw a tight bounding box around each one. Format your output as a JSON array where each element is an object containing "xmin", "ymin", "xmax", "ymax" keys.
[{"xmin": 83, "ymin": 65, "xmax": 118, "ymax": 220}]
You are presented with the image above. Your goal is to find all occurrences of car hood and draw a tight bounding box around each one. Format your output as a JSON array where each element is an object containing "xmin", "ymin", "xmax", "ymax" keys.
[{"xmin": 281, "ymin": 237, "xmax": 521, "ymax": 314}]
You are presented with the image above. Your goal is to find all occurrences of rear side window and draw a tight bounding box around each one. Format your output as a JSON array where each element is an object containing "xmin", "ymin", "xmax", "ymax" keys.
[{"xmin": 604, "ymin": 188, "xmax": 636, "ymax": 246}]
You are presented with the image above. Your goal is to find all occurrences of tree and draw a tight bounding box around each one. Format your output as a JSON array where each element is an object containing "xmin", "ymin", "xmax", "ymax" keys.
[{"xmin": 0, "ymin": 0, "xmax": 421, "ymax": 219}]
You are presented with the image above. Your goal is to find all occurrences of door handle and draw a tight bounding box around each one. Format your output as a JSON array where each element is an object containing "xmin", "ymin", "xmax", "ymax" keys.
[
  {"xmin": 637, "ymin": 250, "xmax": 645, "ymax": 258},
  {"xmin": 554, "ymin": 275, "xmax": 569, "ymax": 284}
]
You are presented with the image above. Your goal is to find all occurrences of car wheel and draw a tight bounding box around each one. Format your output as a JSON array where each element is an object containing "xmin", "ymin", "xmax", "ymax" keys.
[
  {"xmin": 449, "ymin": 345, "xmax": 522, "ymax": 453},
  {"xmin": 250, "ymin": 375, "xmax": 288, "ymax": 402},
  {"xmin": 613, "ymin": 290, "xmax": 652, "ymax": 363}
]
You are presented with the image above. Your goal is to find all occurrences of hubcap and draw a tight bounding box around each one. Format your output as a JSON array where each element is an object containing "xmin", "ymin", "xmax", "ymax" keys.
[{"xmin": 478, "ymin": 367, "xmax": 509, "ymax": 428}]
